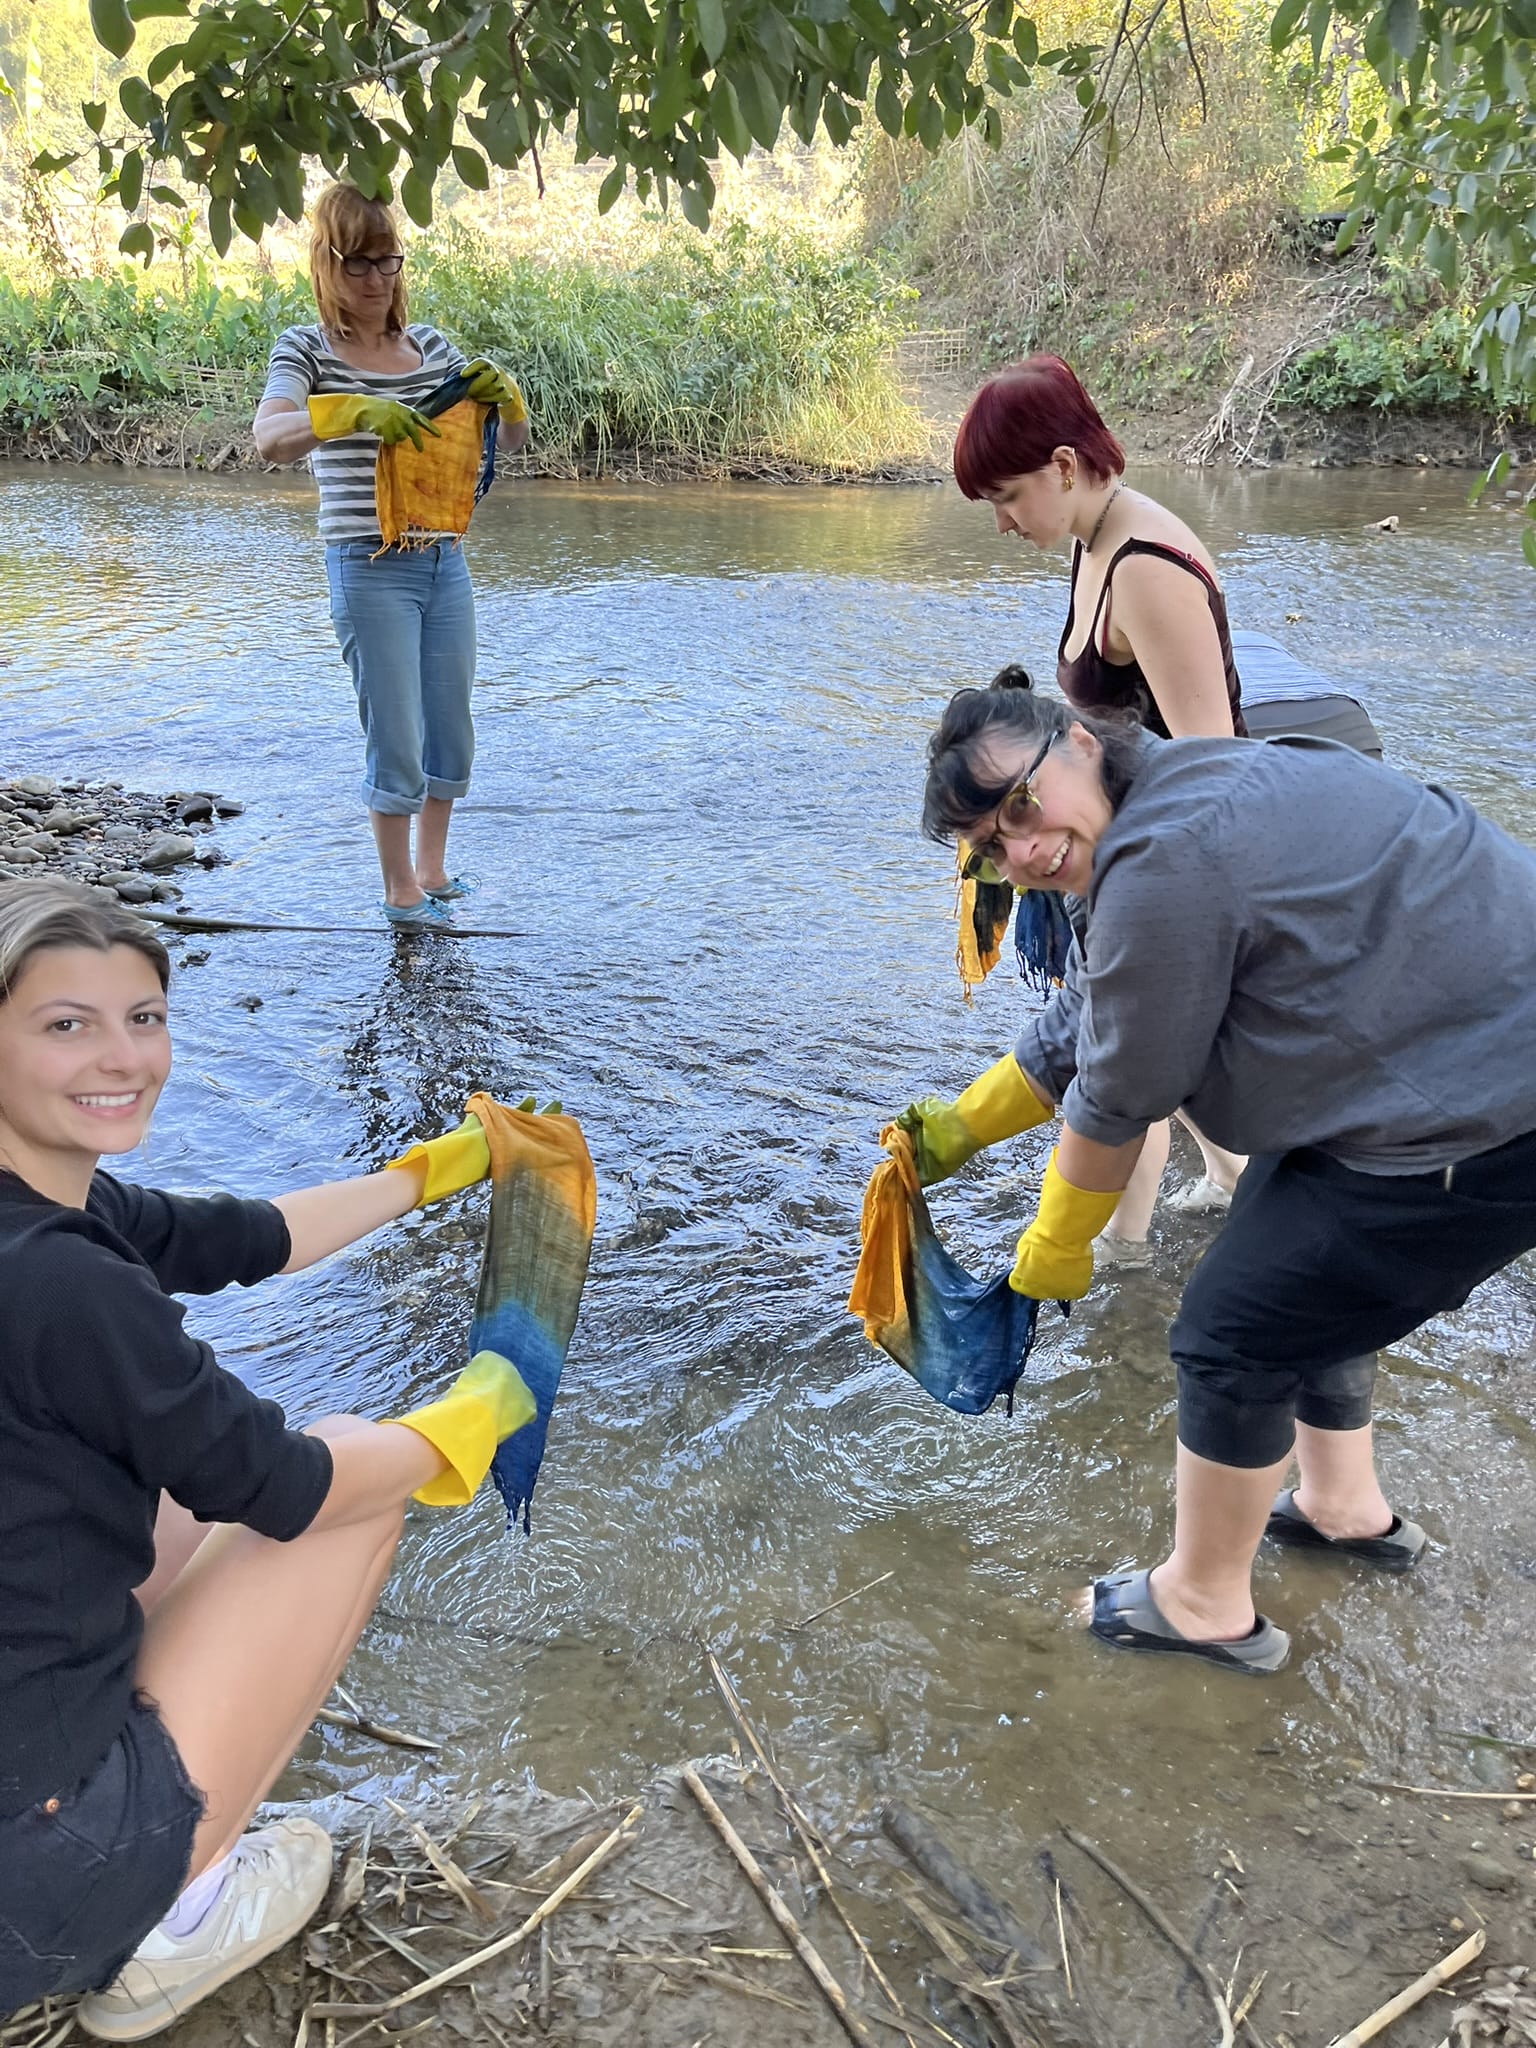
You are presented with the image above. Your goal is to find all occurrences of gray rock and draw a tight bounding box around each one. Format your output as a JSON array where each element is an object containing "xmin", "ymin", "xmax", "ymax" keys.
[
  {"xmin": 150, "ymin": 880, "xmax": 182, "ymax": 901},
  {"xmin": 11, "ymin": 834, "xmax": 56, "ymax": 855},
  {"xmin": 2, "ymin": 846, "xmax": 45, "ymax": 865},
  {"xmin": 98, "ymin": 871, "xmax": 142, "ymax": 888},
  {"xmin": 13, "ymin": 775, "xmax": 57, "ymax": 799},
  {"xmin": 102, "ymin": 824, "xmax": 140, "ymax": 843},
  {"xmin": 213, "ymin": 798, "xmax": 245, "ymax": 817},
  {"xmin": 41, "ymin": 809, "xmax": 104, "ymax": 834},
  {"xmin": 113, "ymin": 879, "xmax": 157, "ymax": 904},
  {"xmin": 1461, "ymin": 1850, "xmax": 1516, "ymax": 1891},
  {"xmin": 140, "ymin": 833, "xmax": 196, "ymax": 871},
  {"xmin": 176, "ymin": 794, "xmax": 215, "ymax": 823},
  {"xmin": 85, "ymin": 886, "xmax": 122, "ymax": 907},
  {"xmin": 234, "ymin": 993, "xmax": 264, "ymax": 1011}
]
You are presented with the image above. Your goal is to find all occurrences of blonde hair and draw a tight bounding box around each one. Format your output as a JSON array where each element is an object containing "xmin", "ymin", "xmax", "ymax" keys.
[
  {"xmin": 309, "ymin": 183, "xmax": 408, "ymax": 340},
  {"xmin": 0, "ymin": 879, "xmax": 169, "ymax": 1003}
]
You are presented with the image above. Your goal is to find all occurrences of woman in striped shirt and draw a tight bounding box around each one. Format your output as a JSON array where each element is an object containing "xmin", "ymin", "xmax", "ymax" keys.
[{"xmin": 254, "ymin": 183, "xmax": 529, "ymax": 928}]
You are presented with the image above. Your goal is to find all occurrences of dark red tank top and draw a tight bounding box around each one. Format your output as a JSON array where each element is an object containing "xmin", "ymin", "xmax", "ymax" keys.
[{"xmin": 1056, "ymin": 537, "xmax": 1247, "ymax": 738}]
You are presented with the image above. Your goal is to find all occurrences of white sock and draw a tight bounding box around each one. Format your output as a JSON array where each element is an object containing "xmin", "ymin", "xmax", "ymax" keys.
[{"xmin": 160, "ymin": 1847, "xmax": 237, "ymax": 1938}]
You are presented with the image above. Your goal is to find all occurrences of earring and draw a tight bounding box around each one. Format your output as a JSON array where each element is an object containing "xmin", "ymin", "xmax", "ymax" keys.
[{"xmin": 1064, "ymin": 475, "xmax": 1074, "ymax": 491}]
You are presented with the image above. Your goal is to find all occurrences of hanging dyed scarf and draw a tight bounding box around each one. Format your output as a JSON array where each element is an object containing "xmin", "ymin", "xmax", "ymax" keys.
[
  {"xmin": 373, "ymin": 371, "xmax": 500, "ymax": 554},
  {"xmin": 847, "ymin": 1124, "xmax": 1053, "ymax": 1417},
  {"xmin": 951, "ymin": 843, "xmax": 1074, "ymax": 1000},
  {"xmin": 463, "ymin": 1091, "xmax": 597, "ymax": 1531}
]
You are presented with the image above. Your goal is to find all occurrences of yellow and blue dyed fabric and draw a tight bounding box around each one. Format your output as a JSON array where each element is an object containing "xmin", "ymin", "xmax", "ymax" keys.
[
  {"xmin": 374, "ymin": 372, "xmax": 499, "ymax": 553},
  {"xmin": 464, "ymin": 1092, "xmax": 596, "ymax": 1531},
  {"xmin": 847, "ymin": 1125, "xmax": 1047, "ymax": 1416}
]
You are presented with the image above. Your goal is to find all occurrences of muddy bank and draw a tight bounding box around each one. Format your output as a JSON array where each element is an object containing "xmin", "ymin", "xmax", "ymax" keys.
[
  {"xmin": 4, "ymin": 390, "xmax": 1533, "ymax": 485},
  {"xmin": 0, "ymin": 772, "xmax": 241, "ymax": 908}
]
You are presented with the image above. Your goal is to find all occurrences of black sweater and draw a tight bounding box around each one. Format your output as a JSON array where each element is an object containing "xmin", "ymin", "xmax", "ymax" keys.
[{"xmin": 0, "ymin": 1170, "xmax": 333, "ymax": 1817}]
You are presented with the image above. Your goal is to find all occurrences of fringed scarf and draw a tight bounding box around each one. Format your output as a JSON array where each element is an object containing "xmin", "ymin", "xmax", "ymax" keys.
[{"xmin": 373, "ymin": 371, "xmax": 500, "ymax": 555}]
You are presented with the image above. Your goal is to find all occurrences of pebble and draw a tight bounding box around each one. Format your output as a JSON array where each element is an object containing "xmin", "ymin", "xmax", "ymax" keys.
[
  {"xmin": 113, "ymin": 880, "xmax": 157, "ymax": 904},
  {"xmin": 140, "ymin": 833, "xmax": 196, "ymax": 871},
  {"xmin": 234, "ymin": 994, "xmax": 263, "ymax": 1011},
  {"xmin": 3, "ymin": 846, "xmax": 45, "ymax": 865},
  {"xmin": 13, "ymin": 775, "xmax": 57, "ymax": 799},
  {"xmin": 1462, "ymin": 1850, "xmax": 1516, "ymax": 1891}
]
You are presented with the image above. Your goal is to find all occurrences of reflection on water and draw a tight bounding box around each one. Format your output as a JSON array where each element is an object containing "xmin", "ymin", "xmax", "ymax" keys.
[{"xmin": 1, "ymin": 458, "xmax": 1532, "ymax": 2012}]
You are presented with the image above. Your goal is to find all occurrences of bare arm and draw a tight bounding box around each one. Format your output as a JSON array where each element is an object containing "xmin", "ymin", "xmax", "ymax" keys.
[
  {"xmin": 1056, "ymin": 1124, "xmax": 1146, "ymax": 1193},
  {"xmin": 272, "ymin": 1167, "xmax": 421, "ymax": 1273},
  {"xmin": 302, "ymin": 1413, "xmax": 444, "ymax": 1530},
  {"xmin": 1111, "ymin": 554, "xmax": 1236, "ymax": 737},
  {"xmin": 497, "ymin": 415, "xmax": 529, "ymax": 455},
  {"xmin": 252, "ymin": 395, "xmax": 319, "ymax": 465}
]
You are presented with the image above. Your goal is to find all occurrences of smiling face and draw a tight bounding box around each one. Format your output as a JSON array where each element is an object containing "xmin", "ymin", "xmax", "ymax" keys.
[
  {"xmin": 0, "ymin": 944, "xmax": 170, "ymax": 1199},
  {"xmin": 961, "ymin": 724, "xmax": 1114, "ymax": 895},
  {"xmin": 982, "ymin": 451, "xmax": 1075, "ymax": 550}
]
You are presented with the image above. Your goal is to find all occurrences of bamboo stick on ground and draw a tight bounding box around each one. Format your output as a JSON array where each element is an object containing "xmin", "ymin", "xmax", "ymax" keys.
[
  {"xmin": 1324, "ymin": 1929, "xmax": 1485, "ymax": 2048},
  {"xmin": 307, "ymin": 1802, "xmax": 641, "ymax": 2020},
  {"xmin": 681, "ymin": 1765, "xmax": 876, "ymax": 2048},
  {"xmin": 1363, "ymin": 1780, "xmax": 1536, "ymax": 1801}
]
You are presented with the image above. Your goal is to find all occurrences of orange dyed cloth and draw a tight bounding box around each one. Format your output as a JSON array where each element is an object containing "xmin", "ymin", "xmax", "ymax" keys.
[{"xmin": 374, "ymin": 398, "xmax": 497, "ymax": 553}]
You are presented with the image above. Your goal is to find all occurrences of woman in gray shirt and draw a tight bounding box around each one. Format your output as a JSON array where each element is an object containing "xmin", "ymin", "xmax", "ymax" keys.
[{"xmin": 901, "ymin": 683, "xmax": 1536, "ymax": 1673}]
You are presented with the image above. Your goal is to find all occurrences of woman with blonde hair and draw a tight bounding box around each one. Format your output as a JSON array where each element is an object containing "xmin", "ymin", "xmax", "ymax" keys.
[
  {"xmin": 0, "ymin": 879, "xmax": 532, "ymax": 2037},
  {"xmin": 254, "ymin": 183, "xmax": 529, "ymax": 927}
]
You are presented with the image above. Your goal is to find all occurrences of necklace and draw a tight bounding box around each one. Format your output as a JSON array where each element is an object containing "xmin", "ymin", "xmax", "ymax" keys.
[{"xmin": 1083, "ymin": 481, "xmax": 1124, "ymax": 554}]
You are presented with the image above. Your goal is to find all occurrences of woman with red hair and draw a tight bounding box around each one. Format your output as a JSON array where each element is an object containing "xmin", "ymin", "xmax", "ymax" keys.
[{"xmin": 952, "ymin": 354, "xmax": 1379, "ymax": 1263}]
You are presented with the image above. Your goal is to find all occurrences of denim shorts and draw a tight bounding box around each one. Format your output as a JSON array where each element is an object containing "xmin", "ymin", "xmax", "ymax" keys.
[
  {"xmin": 0, "ymin": 1694, "xmax": 204, "ymax": 2006},
  {"xmin": 325, "ymin": 540, "xmax": 477, "ymax": 815},
  {"xmin": 1171, "ymin": 1126, "xmax": 1536, "ymax": 1467}
]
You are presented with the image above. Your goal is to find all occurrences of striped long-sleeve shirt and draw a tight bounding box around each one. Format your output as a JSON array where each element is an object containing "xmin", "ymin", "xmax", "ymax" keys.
[{"xmin": 261, "ymin": 323, "xmax": 467, "ymax": 544}]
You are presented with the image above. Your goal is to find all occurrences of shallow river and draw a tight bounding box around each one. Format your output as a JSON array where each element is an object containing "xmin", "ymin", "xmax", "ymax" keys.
[{"xmin": 2, "ymin": 458, "xmax": 1533, "ymax": 2030}]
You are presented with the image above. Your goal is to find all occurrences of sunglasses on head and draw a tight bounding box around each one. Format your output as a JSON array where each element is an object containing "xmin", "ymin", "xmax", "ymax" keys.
[
  {"xmin": 332, "ymin": 248, "xmax": 405, "ymax": 278},
  {"xmin": 958, "ymin": 729, "xmax": 1058, "ymax": 882}
]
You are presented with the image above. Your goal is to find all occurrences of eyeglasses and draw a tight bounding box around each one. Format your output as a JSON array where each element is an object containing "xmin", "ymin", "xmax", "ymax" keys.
[
  {"xmin": 331, "ymin": 248, "xmax": 405, "ymax": 278},
  {"xmin": 958, "ymin": 730, "xmax": 1057, "ymax": 882}
]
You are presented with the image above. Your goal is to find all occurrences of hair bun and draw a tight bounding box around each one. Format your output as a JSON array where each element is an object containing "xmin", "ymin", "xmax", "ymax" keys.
[{"xmin": 988, "ymin": 664, "xmax": 1035, "ymax": 694}]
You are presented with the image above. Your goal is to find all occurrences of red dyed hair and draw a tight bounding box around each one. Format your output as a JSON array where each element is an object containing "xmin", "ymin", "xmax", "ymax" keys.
[{"xmin": 952, "ymin": 355, "xmax": 1125, "ymax": 499}]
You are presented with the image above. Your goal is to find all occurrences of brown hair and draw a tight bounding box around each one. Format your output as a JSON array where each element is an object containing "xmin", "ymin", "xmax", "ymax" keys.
[
  {"xmin": 309, "ymin": 183, "xmax": 407, "ymax": 340},
  {"xmin": 0, "ymin": 879, "xmax": 170, "ymax": 1002}
]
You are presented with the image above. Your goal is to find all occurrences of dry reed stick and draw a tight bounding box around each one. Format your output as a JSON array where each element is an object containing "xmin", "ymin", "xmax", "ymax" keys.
[
  {"xmin": 703, "ymin": 1648, "xmax": 917, "ymax": 2044},
  {"xmin": 1054, "ymin": 1876, "xmax": 1073, "ymax": 1999},
  {"xmin": 682, "ymin": 1766, "xmax": 876, "ymax": 2048},
  {"xmin": 307, "ymin": 1802, "xmax": 641, "ymax": 2020},
  {"xmin": 1363, "ymin": 1779, "xmax": 1536, "ymax": 1801},
  {"xmin": 1325, "ymin": 1928, "xmax": 1485, "ymax": 2047},
  {"xmin": 1062, "ymin": 1826, "xmax": 1234, "ymax": 2048},
  {"xmin": 789, "ymin": 1571, "xmax": 895, "ymax": 1630}
]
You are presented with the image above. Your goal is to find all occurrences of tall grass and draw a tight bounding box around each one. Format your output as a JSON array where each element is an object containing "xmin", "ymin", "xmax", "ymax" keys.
[{"xmin": 0, "ymin": 222, "xmax": 927, "ymax": 476}]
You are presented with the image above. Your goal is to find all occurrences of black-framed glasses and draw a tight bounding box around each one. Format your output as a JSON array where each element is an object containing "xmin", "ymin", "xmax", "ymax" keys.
[
  {"xmin": 331, "ymin": 247, "xmax": 405, "ymax": 278},
  {"xmin": 958, "ymin": 730, "xmax": 1058, "ymax": 881}
]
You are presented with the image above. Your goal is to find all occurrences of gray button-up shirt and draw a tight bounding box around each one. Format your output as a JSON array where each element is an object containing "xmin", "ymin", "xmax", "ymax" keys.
[{"xmin": 1015, "ymin": 732, "xmax": 1536, "ymax": 1174}]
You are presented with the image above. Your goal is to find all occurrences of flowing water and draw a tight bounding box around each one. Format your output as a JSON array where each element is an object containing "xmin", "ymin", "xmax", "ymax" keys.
[{"xmin": 2, "ymin": 459, "xmax": 1533, "ymax": 2035}]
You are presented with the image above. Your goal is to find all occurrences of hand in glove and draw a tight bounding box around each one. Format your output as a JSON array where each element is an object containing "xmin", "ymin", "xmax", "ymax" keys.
[
  {"xmin": 387, "ymin": 1111, "xmax": 490, "ymax": 1206},
  {"xmin": 388, "ymin": 1350, "xmax": 536, "ymax": 1505},
  {"xmin": 307, "ymin": 394, "xmax": 441, "ymax": 449},
  {"xmin": 1008, "ymin": 1150, "xmax": 1122, "ymax": 1301},
  {"xmin": 894, "ymin": 1052, "xmax": 1050, "ymax": 1187},
  {"xmin": 462, "ymin": 359, "xmax": 528, "ymax": 425}
]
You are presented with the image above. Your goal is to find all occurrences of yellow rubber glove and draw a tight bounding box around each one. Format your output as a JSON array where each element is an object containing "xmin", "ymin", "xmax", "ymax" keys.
[
  {"xmin": 388, "ymin": 1350, "xmax": 536, "ymax": 1505},
  {"xmin": 1008, "ymin": 1150, "xmax": 1123, "ymax": 1301},
  {"xmin": 462, "ymin": 358, "xmax": 528, "ymax": 426},
  {"xmin": 387, "ymin": 1112, "xmax": 490, "ymax": 1207},
  {"xmin": 894, "ymin": 1053, "xmax": 1051, "ymax": 1187},
  {"xmin": 307, "ymin": 394, "xmax": 441, "ymax": 449}
]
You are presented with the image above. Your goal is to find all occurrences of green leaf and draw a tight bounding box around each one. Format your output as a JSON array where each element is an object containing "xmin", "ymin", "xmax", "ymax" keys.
[
  {"xmin": 1269, "ymin": 0, "xmax": 1309, "ymax": 52},
  {"xmin": 711, "ymin": 75, "xmax": 751, "ymax": 156},
  {"xmin": 1306, "ymin": 0, "xmax": 1330, "ymax": 64},
  {"xmin": 127, "ymin": 0, "xmax": 188, "ymax": 16},
  {"xmin": 31, "ymin": 148, "xmax": 81, "ymax": 173},
  {"xmin": 207, "ymin": 193, "xmax": 232, "ymax": 255},
  {"xmin": 597, "ymin": 162, "xmax": 626, "ymax": 213},
  {"xmin": 983, "ymin": 0, "xmax": 1010, "ymax": 34},
  {"xmin": 452, "ymin": 144, "xmax": 490, "ymax": 189},
  {"xmin": 733, "ymin": 61, "xmax": 783, "ymax": 148},
  {"xmin": 146, "ymin": 44, "xmax": 183, "ymax": 84},
  {"xmin": 119, "ymin": 75, "xmax": 156, "ymax": 125},
  {"xmin": 679, "ymin": 179, "xmax": 711, "ymax": 228},
  {"xmin": 874, "ymin": 71, "xmax": 901, "ymax": 134},
  {"xmin": 89, "ymin": 0, "xmax": 136, "ymax": 59},
  {"xmin": 1384, "ymin": 0, "xmax": 1418, "ymax": 61},
  {"xmin": 1497, "ymin": 302, "xmax": 1522, "ymax": 346},
  {"xmin": 118, "ymin": 220, "xmax": 154, "ymax": 261},
  {"xmin": 150, "ymin": 183, "xmax": 185, "ymax": 205},
  {"xmin": 695, "ymin": 0, "xmax": 727, "ymax": 65},
  {"xmin": 400, "ymin": 165, "xmax": 433, "ymax": 225},
  {"xmin": 1011, "ymin": 15, "xmax": 1037, "ymax": 63},
  {"xmin": 1522, "ymin": 520, "xmax": 1536, "ymax": 573},
  {"xmin": 83, "ymin": 101, "xmax": 107, "ymax": 134},
  {"xmin": 118, "ymin": 148, "xmax": 144, "ymax": 212}
]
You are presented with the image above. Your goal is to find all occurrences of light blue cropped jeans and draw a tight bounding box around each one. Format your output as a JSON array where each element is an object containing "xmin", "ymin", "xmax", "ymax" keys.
[{"xmin": 325, "ymin": 540, "xmax": 477, "ymax": 815}]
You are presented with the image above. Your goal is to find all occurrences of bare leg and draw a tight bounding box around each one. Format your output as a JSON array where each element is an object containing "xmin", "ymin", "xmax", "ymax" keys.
[
  {"xmin": 1105, "ymin": 1117, "xmax": 1170, "ymax": 1242},
  {"xmin": 369, "ymin": 809, "xmax": 426, "ymax": 909},
  {"xmin": 134, "ymin": 1415, "xmax": 425, "ymax": 1878},
  {"xmin": 414, "ymin": 795, "xmax": 455, "ymax": 893},
  {"xmin": 1147, "ymin": 1441, "xmax": 1290, "ymax": 1642},
  {"xmin": 1175, "ymin": 1109, "xmax": 1246, "ymax": 1194},
  {"xmin": 137, "ymin": 1496, "xmax": 216, "ymax": 1618},
  {"xmin": 1291, "ymin": 1420, "xmax": 1393, "ymax": 1540}
]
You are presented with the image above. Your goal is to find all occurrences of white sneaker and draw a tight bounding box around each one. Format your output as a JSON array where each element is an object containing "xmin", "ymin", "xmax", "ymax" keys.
[
  {"xmin": 1164, "ymin": 1175, "xmax": 1234, "ymax": 1216},
  {"xmin": 76, "ymin": 1817, "xmax": 333, "ymax": 2041},
  {"xmin": 1093, "ymin": 1228, "xmax": 1152, "ymax": 1271}
]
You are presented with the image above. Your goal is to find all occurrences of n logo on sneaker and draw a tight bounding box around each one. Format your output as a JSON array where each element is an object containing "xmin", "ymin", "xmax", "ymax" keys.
[{"xmin": 223, "ymin": 1883, "xmax": 274, "ymax": 1947}]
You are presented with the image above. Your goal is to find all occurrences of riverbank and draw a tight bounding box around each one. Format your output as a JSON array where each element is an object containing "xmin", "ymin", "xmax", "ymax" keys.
[{"xmin": 0, "ymin": 772, "xmax": 239, "ymax": 905}]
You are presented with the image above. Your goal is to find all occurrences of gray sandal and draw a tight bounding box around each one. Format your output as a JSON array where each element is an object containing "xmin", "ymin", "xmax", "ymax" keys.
[
  {"xmin": 1089, "ymin": 1568, "xmax": 1291, "ymax": 1675},
  {"xmin": 1265, "ymin": 1488, "xmax": 1427, "ymax": 1572}
]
